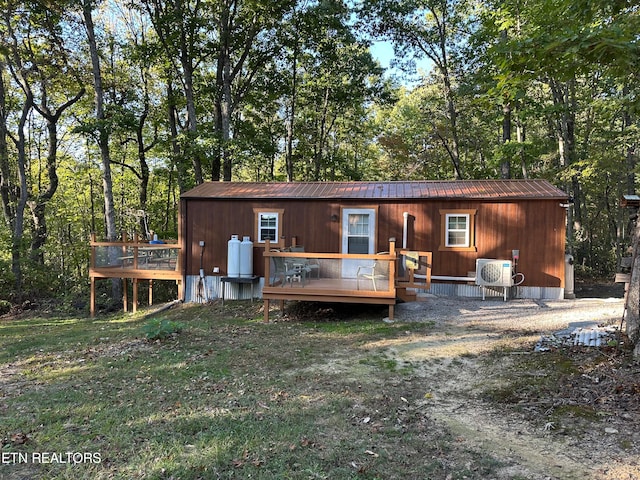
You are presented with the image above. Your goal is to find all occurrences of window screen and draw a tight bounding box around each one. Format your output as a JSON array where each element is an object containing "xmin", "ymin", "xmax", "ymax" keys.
[
  {"xmin": 347, "ymin": 214, "xmax": 370, "ymax": 254},
  {"xmin": 258, "ymin": 213, "xmax": 278, "ymax": 242},
  {"xmin": 446, "ymin": 214, "xmax": 469, "ymax": 247}
]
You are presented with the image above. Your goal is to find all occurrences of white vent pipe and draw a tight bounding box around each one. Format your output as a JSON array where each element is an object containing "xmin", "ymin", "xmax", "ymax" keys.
[{"xmin": 402, "ymin": 212, "xmax": 410, "ymax": 249}]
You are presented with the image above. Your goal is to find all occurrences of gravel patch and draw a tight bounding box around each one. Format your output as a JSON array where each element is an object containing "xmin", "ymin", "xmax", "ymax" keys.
[
  {"xmin": 384, "ymin": 294, "xmax": 637, "ymax": 480},
  {"xmin": 395, "ymin": 295, "xmax": 624, "ymax": 332}
]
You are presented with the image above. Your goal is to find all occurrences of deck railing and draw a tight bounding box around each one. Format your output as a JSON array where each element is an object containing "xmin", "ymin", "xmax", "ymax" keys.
[
  {"xmin": 90, "ymin": 233, "xmax": 181, "ymax": 277},
  {"xmin": 261, "ymin": 238, "xmax": 398, "ymax": 322},
  {"xmin": 89, "ymin": 233, "xmax": 183, "ymax": 316}
]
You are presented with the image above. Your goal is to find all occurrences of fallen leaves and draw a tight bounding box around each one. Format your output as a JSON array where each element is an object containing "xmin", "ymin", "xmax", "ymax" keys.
[
  {"xmin": 231, "ymin": 450, "xmax": 264, "ymax": 468},
  {"xmin": 5, "ymin": 431, "xmax": 29, "ymax": 445}
]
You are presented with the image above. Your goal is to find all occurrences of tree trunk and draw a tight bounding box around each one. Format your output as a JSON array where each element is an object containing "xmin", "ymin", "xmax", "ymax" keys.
[
  {"xmin": 285, "ymin": 23, "xmax": 299, "ymax": 182},
  {"xmin": 419, "ymin": 5, "xmax": 462, "ymax": 180},
  {"xmin": 135, "ymin": 80, "xmax": 153, "ymax": 234},
  {"xmin": 166, "ymin": 79, "xmax": 188, "ymax": 193},
  {"xmin": 218, "ymin": 2, "xmax": 234, "ymax": 183},
  {"xmin": 313, "ymin": 86, "xmax": 331, "ymax": 181},
  {"xmin": 516, "ymin": 118, "xmax": 528, "ymax": 178},
  {"xmin": 550, "ymin": 77, "xmax": 579, "ymax": 255},
  {"xmin": 501, "ymin": 102, "xmax": 511, "ymax": 179},
  {"xmin": 623, "ymin": 86, "xmax": 636, "ymax": 195},
  {"xmin": 83, "ymin": 1, "xmax": 115, "ymax": 240},
  {"xmin": 626, "ymin": 217, "xmax": 640, "ymax": 356},
  {"xmin": 29, "ymin": 88, "xmax": 85, "ymax": 262},
  {"xmin": 143, "ymin": 0, "xmax": 204, "ymax": 184},
  {"xmin": 83, "ymin": 0, "xmax": 120, "ymax": 301},
  {"xmin": 441, "ymin": 68, "xmax": 463, "ymax": 179},
  {"xmin": 11, "ymin": 93, "xmax": 33, "ymax": 296},
  {"xmin": 551, "ymin": 78, "xmax": 580, "ymax": 224},
  {"xmin": 180, "ymin": 45, "xmax": 203, "ymax": 184},
  {"xmin": 2, "ymin": 37, "xmax": 33, "ymax": 295},
  {"xmin": 0, "ymin": 61, "xmax": 15, "ymax": 229},
  {"xmin": 221, "ymin": 52, "xmax": 232, "ymax": 182}
]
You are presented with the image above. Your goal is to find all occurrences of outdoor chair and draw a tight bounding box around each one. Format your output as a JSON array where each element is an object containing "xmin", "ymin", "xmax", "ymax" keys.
[
  {"xmin": 289, "ymin": 245, "xmax": 320, "ymax": 279},
  {"xmin": 271, "ymin": 251, "xmax": 310, "ymax": 287},
  {"xmin": 356, "ymin": 252, "xmax": 390, "ymax": 291}
]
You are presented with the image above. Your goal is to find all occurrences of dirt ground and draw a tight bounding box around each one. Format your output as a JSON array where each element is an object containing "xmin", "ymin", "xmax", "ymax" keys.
[{"xmin": 382, "ymin": 285, "xmax": 639, "ymax": 480}]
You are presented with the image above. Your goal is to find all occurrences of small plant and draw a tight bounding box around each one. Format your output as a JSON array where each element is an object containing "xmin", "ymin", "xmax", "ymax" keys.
[
  {"xmin": 0, "ymin": 300, "xmax": 11, "ymax": 315},
  {"xmin": 142, "ymin": 317, "xmax": 186, "ymax": 340}
]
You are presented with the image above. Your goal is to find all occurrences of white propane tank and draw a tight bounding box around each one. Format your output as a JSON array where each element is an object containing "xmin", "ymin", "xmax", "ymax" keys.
[
  {"xmin": 227, "ymin": 235, "xmax": 241, "ymax": 277},
  {"xmin": 240, "ymin": 236, "xmax": 253, "ymax": 278}
]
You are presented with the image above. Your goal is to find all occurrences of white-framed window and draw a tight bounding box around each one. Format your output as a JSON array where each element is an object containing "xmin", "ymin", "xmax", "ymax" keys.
[
  {"xmin": 254, "ymin": 208, "xmax": 284, "ymax": 247},
  {"xmin": 346, "ymin": 213, "xmax": 371, "ymax": 254},
  {"xmin": 445, "ymin": 213, "xmax": 470, "ymax": 247},
  {"xmin": 258, "ymin": 212, "xmax": 278, "ymax": 242},
  {"xmin": 439, "ymin": 209, "xmax": 477, "ymax": 252}
]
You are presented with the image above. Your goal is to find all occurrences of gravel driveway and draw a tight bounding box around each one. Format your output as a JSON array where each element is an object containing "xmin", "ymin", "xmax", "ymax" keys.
[
  {"xmin": 395, "ymin": 295, "xmax": 625, "ymax": 333},
  {"xmin": 381, "ymin": 294, "xmax": 634, "ymax": 480}
]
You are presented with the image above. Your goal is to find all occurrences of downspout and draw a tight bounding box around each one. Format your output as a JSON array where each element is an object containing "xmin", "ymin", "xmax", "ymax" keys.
[
  {"xmin": 402, "ymin": 212, "xmax": 410, "ymax": 249},
  {"xmin": 198, "ymin": 241, "xmax": 207, "ymax": 302}
]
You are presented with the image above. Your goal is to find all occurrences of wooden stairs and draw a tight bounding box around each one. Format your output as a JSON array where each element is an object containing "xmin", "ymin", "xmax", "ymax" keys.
[{"xmin": 395, "ymin": 250, "xmax": 432, "ymax": 303}]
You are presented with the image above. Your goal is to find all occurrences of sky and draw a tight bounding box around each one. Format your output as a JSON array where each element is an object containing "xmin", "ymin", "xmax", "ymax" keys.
[
  {"xmin": 370, "ymin": 40, "xmax": 395, "ymax": 69},
  {"xmin": 369, "ymin": 40, "xmax": 433, "ymax": 86}
]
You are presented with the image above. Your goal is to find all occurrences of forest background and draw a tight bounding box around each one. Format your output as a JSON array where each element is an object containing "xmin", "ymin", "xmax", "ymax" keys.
[{"xmin": 0, "ymin": 0, "xmax": 637, "ymax": 309}]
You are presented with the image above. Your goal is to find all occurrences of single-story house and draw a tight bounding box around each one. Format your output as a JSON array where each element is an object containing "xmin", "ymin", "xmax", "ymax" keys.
[{"xmin": 180, "ymin": 179, "xmax": 570, "ymax": 302}]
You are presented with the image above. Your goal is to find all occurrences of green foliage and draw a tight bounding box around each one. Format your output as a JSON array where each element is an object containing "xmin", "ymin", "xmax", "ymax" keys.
[
  {"xmin": 0, "ymin": 300, "xmax": 11, "ymax": 315},
  {"xmin": 142, "ymin": 317, "xmax": 186, "ymax": 341},
  {"xmin": 0, "ymin": 254, "xmax": 14, "ymax": 301},
  {"xmin": 0, "ymin": 0, "xmax": 637, "ymax": 303}
]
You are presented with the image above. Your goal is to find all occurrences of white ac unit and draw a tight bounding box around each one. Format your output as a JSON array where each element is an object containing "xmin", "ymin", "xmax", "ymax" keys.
[{"xmin": 475, "ymin": 259, "xmax": 513, "ymax": 287}]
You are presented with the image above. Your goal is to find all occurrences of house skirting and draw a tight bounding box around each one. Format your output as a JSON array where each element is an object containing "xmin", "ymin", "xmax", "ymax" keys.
[
  {"xmin": 424, "ymin": 283, "xmax": 564, "ymax": 300},
  {"xmin": 184, "ymin": 275, "xmax": 563, "ymax": 303},
  {"xmin": 184, "ymin": 275, "xmax": 265, "ymax": 303}
]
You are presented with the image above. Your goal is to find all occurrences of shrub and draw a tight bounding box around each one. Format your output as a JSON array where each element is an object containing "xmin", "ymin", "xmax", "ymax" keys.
[
  {"xmin": 142, "ymin": 317, "xmax": 186, "ymax": 341},
  {"xmin": 0, "ymin": 300, "xmax": 11, "ymax": 315}
]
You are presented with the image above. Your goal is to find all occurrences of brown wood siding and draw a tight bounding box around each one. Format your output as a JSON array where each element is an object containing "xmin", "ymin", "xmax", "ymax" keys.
[
  {"xmin": 392, "ymin": 199, "xmax": 565, "ymax": 288},
  {"xmin": 182, "ymin": 197, "xmax": 566, "ymax": 288},
  {"xmin": 183, "ymin": 198, "xmax": 340, "ymax": 278}
]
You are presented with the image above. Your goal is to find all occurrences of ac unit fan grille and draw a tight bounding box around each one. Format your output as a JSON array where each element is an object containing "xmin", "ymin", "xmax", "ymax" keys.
[{"xmin": 480, "ymin": 263, "xmax": 503, "ymax": 283}]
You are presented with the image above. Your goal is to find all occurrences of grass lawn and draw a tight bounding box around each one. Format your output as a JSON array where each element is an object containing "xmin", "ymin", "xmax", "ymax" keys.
[{"xmin": 0, "ymin": 301, "xmax": 483, "ymax": 480}]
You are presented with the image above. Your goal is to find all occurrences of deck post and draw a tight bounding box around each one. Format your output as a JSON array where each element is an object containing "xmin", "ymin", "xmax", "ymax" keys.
[
  {"xmin": 133, "ymin": 278, "xmax": 138, "ymax": 313},
  {"xmin": 89, "ymin": 233, "xmax": 182, "ymax": 316},
  {"xmin": 177, "ymin": 280, "xmax": 183, "ymax": 301},
  {"xmin": 122, "ymin": 232, "xmax": 128, "ymax": 270},
  {"xmin": 388, "ymin": 238, "xmax": 396, "ymax": 320},
  {"xmin": 133, "ymin": 233, "xmax": 139, "ymax": 269},
  {"xmin": 90, "ymin": 277, "xmax": 96, "ymax": 318},
  {"xmin": 264, "ymin": 238, "xmax": 271, "ymax": 286},
  {"xmin": 90, "ymin": 233, "xmax": 96, "ymax": 318},
  {"xmin": 123, "ymin": 278, "xmax": 128, "ymax": 312},
  {"xmin": 263, "ymin": 240, "xmax": 271, "ymax": 323},
  {"xmin": 264, "ymin": 299, "xmax": 270, "ymax": 323}
]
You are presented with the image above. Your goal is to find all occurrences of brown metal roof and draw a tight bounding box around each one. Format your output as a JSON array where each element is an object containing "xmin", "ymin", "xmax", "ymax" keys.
[{"xmin": 181, "ymin": 180, "xmax": 568, "ymax": 201}]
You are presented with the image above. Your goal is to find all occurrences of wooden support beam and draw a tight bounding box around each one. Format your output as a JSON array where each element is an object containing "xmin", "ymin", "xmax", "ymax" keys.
[
  {"xmin": 123, "ymin": 278, "xmax": 128, "ymax": 312},
  {"xmin": 89, "ymin": 232, "xmax": 182, "ymax": 317},
  {"xmin": 133, "ymin": 278, "xmax": 138, "ymax": 313},
  {"xmin": 90, "ymin": 277, "xmax": 96, "ymax": 318}
]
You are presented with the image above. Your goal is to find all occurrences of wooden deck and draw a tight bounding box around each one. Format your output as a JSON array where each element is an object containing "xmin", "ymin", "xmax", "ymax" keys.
[
  {"xmin": 89, "ymin": 233, "xmax": 183, "ymax": 316},
  {"xmin": 261, "ymin": 239, "xmax": 432, "ymax": 322},
  {"xmin": 263, "ymin": 277, "xmax": 396, "ymax": 317}
]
